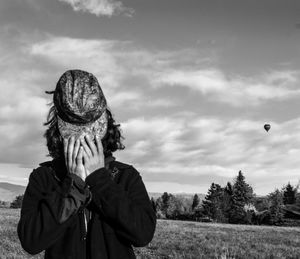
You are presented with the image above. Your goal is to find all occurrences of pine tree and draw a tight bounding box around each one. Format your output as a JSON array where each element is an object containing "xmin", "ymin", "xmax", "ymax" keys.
[
  {"xmin": 202, "ymin": 183, "xmax": 224, "ymax": 221},
  {"xmin": 191, "ymin": 194, "xmax": 200, "ymax": 211},
  {"xmin": 229, "ymin": 171, "xmax": 254, "ymax": 224},
  {"xmin": 283, "ymin": 183, "xmax": 297, "ymax": 205},
  {"xmin": 221, "ymin": 182, "xmax": 234, "ymax": 222}
]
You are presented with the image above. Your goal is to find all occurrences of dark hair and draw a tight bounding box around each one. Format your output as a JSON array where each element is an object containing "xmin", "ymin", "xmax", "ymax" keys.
[{"xmin": 43, "ymin": 105, "xmax": 125, "ymax": 159}]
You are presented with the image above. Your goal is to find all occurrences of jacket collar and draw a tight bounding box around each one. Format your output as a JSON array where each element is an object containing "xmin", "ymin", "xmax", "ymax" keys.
[{"xmin": 105, "ymin": 155, "xmax": 115, "ymax": 169}]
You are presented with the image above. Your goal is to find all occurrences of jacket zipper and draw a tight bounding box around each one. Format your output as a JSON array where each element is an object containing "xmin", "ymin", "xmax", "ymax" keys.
[
  {"xmin": 84, "ymin": 209, "xmax": 87, "ymax": 233},
  {"xmin": 80, "ymin": 208, "xmax": 93, "ymax": 259},
  {"xmin": 79, "ymin": 208, "xmax": 87, "ymax": 241},
  {"xmin": 80, "ymin": 208, "xmax": 93, "ymax": 238}
]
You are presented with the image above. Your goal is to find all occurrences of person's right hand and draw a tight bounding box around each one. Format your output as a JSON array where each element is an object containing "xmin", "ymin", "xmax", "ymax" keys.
[{"xmin": 63, "ymin": 136, "xmax": 86, "ymax": 181}]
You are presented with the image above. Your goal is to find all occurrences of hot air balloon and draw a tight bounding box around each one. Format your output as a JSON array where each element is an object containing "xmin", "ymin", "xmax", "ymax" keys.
[{"xmin": 264, "ymin": 124, "xmax": 271, "ymax": 132}]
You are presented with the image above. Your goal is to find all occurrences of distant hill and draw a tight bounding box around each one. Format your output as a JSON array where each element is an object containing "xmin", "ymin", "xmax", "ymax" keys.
[
  {"xmin": 148, "ymin": 192, "xmax": 163, "ymax": 199},
  {"xmin": 0, "ymin": 182, "xmax": 206, "ymax": 203},
  {"xmin": 0, "ymin": 182, "xmax": 26, "ymax": 202}
]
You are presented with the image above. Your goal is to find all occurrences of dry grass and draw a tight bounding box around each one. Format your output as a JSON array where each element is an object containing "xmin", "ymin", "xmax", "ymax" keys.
[
  {"xmin": 135, "ymin": 220, "xmax": 300, "ymax": 258},
  {"xmin": 0, "ymin": 209, "xmax": 44, "ymax": 259},
  {"xmin": 1, "ymin": 208, "xmax": 300, "ymax": 259}
]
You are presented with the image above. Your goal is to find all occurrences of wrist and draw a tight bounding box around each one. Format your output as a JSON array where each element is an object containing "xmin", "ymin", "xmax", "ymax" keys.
[
  {"xmin": 87, "ymin": 164, "xmax": 104, "ymax": 174},
  {"xmin": 72, "ymin": 172, "xmax": 86, "ymax": 181}
]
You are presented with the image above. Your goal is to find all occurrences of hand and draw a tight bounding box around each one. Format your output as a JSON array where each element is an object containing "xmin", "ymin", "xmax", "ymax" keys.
[
  {"xmin": 63, "ymin": 136, "xmax": 86, "ymax": 181},
  {"xmin": 80, "ymin": 135, "xmax": 105, "ymax": 177}
]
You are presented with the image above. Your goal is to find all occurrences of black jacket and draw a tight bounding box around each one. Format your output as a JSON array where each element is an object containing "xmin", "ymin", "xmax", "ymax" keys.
[{"xmin": 17, "ymin": 157, "xmax": 156, "ymax": 259}]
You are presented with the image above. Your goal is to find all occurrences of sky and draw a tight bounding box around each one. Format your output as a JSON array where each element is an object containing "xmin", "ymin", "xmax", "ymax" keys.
[{"xmin": 0, "ymin": 0, "xmax": 300, "ymax": 195}]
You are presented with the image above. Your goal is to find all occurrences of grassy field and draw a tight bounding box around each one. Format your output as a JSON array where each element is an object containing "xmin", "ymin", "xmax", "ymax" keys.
[{"xmin": 1, "ymin": 209, "xmax": 300, "ymax": 259}]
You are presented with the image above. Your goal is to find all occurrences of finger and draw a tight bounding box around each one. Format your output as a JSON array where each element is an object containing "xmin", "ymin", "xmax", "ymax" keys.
[
  {"xmin": 63, "ymin": 138, "xmax": 68, "ymax": 167},
  {"xmin": 63, "ymin": 138, "xmax": 68, "ymax": 156},
  {"xmin": 72, "ymin": 139, "xmax": 80, "ymax": 165},
  {"xmin": 80, "ymin": 136, "xmax": 93, "ymax": 158},
  {"xmin": 82, "ymin": 150, "xmax": 88, "ymax": 166},
  {"xmin": 82, "ymin": 151, "xmax": 89, "ymax": 178},
  {"xmin": 67, "ymin": 136, "xmax": 75, "ymax": 170},
  {"xmin": 95, "ymin": 135, "xmax": 103, "ymax": 154},
  {"xmin": 85, "ymin": 135, "xmax": 97, "ymax": 156},
  {"xmin": 76, "ymin": 146, "xmax": 83, "ymax": 165}
]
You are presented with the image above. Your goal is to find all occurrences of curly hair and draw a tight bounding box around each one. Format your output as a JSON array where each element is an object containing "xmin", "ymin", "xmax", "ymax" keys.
[{"xmin": 43, "ymin": 105, "xmax": 125, "ymax": 159}]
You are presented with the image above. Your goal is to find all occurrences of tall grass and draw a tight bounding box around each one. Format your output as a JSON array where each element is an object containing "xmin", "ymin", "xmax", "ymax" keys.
[{"xmin": 1, "ymin": 208, "xmax": 300, "ymax": 259}]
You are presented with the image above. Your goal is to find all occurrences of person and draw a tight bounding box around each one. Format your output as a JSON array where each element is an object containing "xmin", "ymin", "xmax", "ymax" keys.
[{"xmin": 17, "ymin": 69, "xmax": 157, "ymax": 259}]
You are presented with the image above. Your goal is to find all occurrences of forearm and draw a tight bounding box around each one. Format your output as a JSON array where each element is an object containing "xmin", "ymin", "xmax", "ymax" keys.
[
  {"xmin": 85, "ymin": 167, "xmax": 157, "ymax": 247},
  {"xmin": 18, "ymin": 170, "xmax": 91, "ymax": 254},
  {"xmin": 18, "ymin": 193, "xmax": 76, "ymax": 255}
]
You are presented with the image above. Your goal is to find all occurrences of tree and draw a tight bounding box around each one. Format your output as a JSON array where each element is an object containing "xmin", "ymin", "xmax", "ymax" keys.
[
  {"xmin": 253, "ymin": 196, "xmax": 269, "ymax": 212},
  {"xmin": 202, "ymin": 183, "xmax": 224, "ymax": 221},
  {"xmin": 221, "ymin": 182, "xmax": 234, "ymax": 222},
  {"xmin": 10, "ymin": 194, "xmax": 24, "ymax": 208},
  {"xmin": 268, "ymin": 189, "xmax": 284, "ymax": 225},
  {"xmin": 283, "ymin": 183, "xmax": 297, "ymax": 205},
  {"xmin": 191, "ymin": 194, "xmax": 200, "ymax": 211},
  {"xmin": 0, "ymin": 200, "xmax": 10, "ymax": 208},
  {"xmin": 229, "ymin": 171, "xmax": 254, "ymax": 224},
  {"xmin": 161, "ymin": 192, "xmax": 170, "ymax": 216},
  {"xmin": 233, "ymin": 171, "xmax": 253, "ymax": 204},
  {"xmin": 177, "ymin": 196, "xmax": 193, "ymax": 214},
  {"xmin": 154, "ymin": 197, "xmax": 164, "ymax": 219},
  {"xmin": 165, "ymin": 194, "xmax": 185, "ymax": 219},
  {"xmin": 150, "ymin": 197, "xmax": 157, "ymax": 213}
]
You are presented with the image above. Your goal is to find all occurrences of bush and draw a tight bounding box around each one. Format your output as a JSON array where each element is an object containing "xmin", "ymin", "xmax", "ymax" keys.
[
  {"xmin": 10, "ymin": 194, "xmax": 24, "ymax": 208},
  {"xmin": 0, "ymin": 200, "xmax": 10, "ymax": 208}
]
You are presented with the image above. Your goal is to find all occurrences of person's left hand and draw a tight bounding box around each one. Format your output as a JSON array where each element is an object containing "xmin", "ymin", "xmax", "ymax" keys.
[{"xmin": 80, "ymin": 135, "xmax": 105, "ymax": 177}]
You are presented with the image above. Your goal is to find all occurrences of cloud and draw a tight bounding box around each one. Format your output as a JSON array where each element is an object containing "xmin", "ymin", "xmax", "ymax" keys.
[
  {"xmin": 30, "ymin": 37, "xmax": 123, "ymax": 89},
  {"xmin": 29, "ymin": 36, "xmax": 180, "ymax": 111},
  {"xmin": 0, "ymin": 94, "xmax": 49, "ymax": 166},
  {"xmin": 58, "ymin": 0, "xmax": 134, "ymax": 17},
  {"xmin": 0, "ymin": 29, "xmax": 52, "ymax": 167},
  {"xmin": 154, "ymin": 69, "xmax": 300, "ymax": 106},
  {"xmin": 29, "ymin": 36, "xmax": 300, "ymax": 108},
  {"xmin": 116, "ymin": 114, "xmax": 300, "ymax": 195}
]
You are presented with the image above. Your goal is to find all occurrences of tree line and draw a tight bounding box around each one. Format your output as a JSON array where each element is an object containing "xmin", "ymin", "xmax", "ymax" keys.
[
  {"xmin": 3, "ymin": 171, "xmax": 300, "ymax": 226},
  {"xmin": 151, "ymin": 171, "xmax": 300, "ymax": 226}
]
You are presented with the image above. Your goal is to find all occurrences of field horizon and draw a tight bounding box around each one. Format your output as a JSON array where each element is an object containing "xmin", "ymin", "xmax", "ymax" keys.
[{"xmin": 0, "ymin": 181, "xmax": 208, "ymax": 203}]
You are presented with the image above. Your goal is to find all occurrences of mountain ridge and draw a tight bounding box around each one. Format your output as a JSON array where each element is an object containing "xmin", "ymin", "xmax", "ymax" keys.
[
  {"xmin": 0, "ymin": 182, "xmax": 26, "ymax": 202},
  {"xmin": 0, "ymin": 182, "xmax": 206, "ymax": 202}
]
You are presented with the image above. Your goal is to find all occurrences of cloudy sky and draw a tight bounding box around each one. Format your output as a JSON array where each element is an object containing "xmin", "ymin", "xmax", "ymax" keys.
[{"xmin": 0, "ymin": 0, "xmax": 300, "ymax": 195}]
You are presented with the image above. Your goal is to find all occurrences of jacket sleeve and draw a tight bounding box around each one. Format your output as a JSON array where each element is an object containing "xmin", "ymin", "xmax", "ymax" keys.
[
  {"xmin": 85, "ymin": 166, "xmax": 157, "ymax": 247},
  {"xmin": 18, "ymin": 167, "xmax": 91, "ymax": 255}
]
